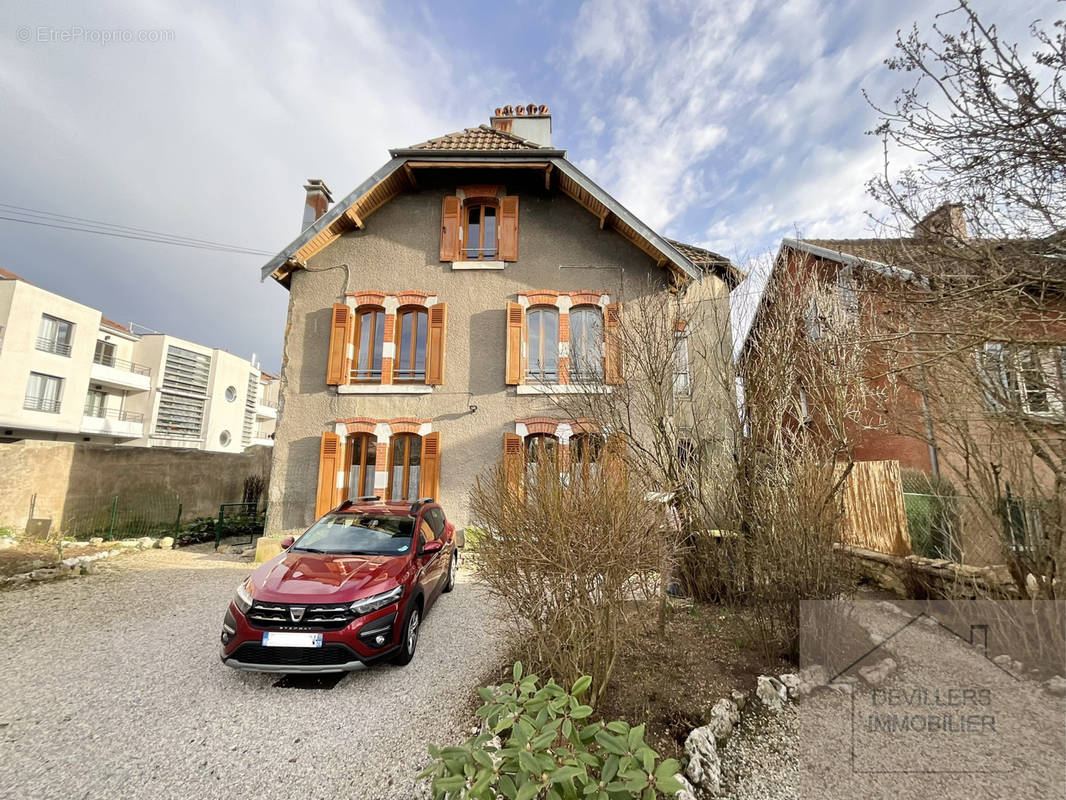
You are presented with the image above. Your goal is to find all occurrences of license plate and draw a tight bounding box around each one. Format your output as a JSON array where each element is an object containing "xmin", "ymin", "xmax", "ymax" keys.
[{"xmin": 262, "ymin": 632, "xmax": 323, "ymax": 648}]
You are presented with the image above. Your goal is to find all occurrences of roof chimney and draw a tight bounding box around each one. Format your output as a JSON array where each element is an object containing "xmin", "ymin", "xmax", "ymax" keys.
[
  {"xmin": 490, "ymin": 103, "xmax": 552, "ymax": 147},
  {"xmin": 302, "ymin": 179, "xmax": 333, "ymax": 230},
  {"xmin": 914, "ymin": 203, "xmax": 967, "ymax": 240}
]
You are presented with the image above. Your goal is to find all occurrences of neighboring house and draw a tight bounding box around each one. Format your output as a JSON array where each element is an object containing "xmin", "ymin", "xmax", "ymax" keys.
[
  {"xmin": 260, "ymin": 104, "xmax": 739, "ymax": 535},
  {"xmin": 0, "ymin": 268, "xmax": 276, "ymax": 452},
  {"xmin": 742, "ymin": 205, "xmax": 1066, "ymax": 564},
  {"xmin": 254, "ymin": 371, "xmax": 279, "ymax": 446}
]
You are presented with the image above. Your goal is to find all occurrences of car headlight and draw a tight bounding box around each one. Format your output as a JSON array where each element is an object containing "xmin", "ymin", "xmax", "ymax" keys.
[
  {"xmin": 349, "ymin": 585, "xmax": 403, "ymax": 616},
  {"xmin": 233, "ymin": 580, "xmax": 254, "ymax": 614}
]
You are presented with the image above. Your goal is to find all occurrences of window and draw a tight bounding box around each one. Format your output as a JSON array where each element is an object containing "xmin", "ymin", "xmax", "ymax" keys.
[
  {"xmin": 418, "ymin": 518, "xmax": 437, "ymax": 548},
  {"xmin": 527, "ymin": 307, "xmax": 559, "ymax": 382},
  {"xmin": 85, "ymin": 390, "xmax": 107, "ymax": 417},
  {"xmin": 349, "ymin": 434, "xmax": 378, "ymax": 499},
  {"xmin": 525, "ymin": 434, "xmax": 558, "ymax": 472},
  {"xmin": 395, "ymin": 308, "xmax": 428, "ymax": 381},
  {"xmin": 37, "ymin": 315, "xmax": 73, "ymax": 357},
  {"xmin": 155, "ymin": 394, "xmax": 206, "ymax": 438},
  {"xmin": 425, "ymin": 507, "xmax": 446, "ymax": 537},
  {"xmin": 674, "ymin": 329, "xmax": 691, "ymax": 396},
  {"xmin": 162, "ymin": 345, "xmax": 211, "ymax": 395},
  {"xmin": 94, "ymin": 340, "xmax": 116, "ymax": 367},
  {"xmin": 570, "ymin": 306, "xmax": 604, "ymax": 383},
  {"xmin": 25, "ymin": 372, "xmax": 63, "ymax": 413},
  {"xmin": 463, "ymin": 202, "xmax": 497, "ymax": 260},
  {"xmin": 219, "ymin": 430, "xmax": 232, "ymax": 447},
  {"xmin": 388, "ymin": 434, "xmax": 422, "ymax": 502},
  {"xmin": 354, "ymin": 308, "xmax": 385, "ymax": 381},
  {"xmin": 982, "ymin": 343, "xmax": 1064, "ymax": 416},
  {"xmin": 225, "ymin": 386, "xmax": 237, "ymax": 402},
  {"xmin": 571, "ymin": 433, "xmax": 603, "ymax": 479}
]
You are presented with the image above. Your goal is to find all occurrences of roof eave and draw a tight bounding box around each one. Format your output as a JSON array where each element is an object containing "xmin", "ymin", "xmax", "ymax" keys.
[{"xmin": 388, "ymin": 147, "xmax": 566, "ymax": 159}]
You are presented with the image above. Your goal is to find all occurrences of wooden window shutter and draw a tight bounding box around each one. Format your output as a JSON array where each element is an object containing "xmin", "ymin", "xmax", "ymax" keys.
[
  {"xmin": 604, "ymin": 432, "xmax": 628, "ymax": 488},
  {"xmin": 426, "ymin": 303, "xmax": 447, "ymax": 386},
  {"xmin": 419, "ymin": 432, "xmax": 442, "ymax": 499},
  {"xmin": 499, "ymin": 196, "xmax": 519, "ymax": 261},
  {"xmin": 505, "ymin": 302, "xmax": 525, "ymax": 385},
  {"xmin": 604, "ymin": 302, "xmax": 622, "ymax": 384},
  {"xmin": 502, "ymin": 434, "xmax": 523, "ymax": 498},
  {"xmin": 315, "ymin": 432, "xmax": 342, "ymax": 518},
  {"xmin": 440, "ymin": 196, "xmax": 461, "ymax": 261},
  {"xmin": 326, "ymin": 304, "xmax": 352, "ymax": 386}
]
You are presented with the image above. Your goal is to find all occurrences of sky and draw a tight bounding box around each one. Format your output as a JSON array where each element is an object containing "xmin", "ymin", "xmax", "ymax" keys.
[{"xmin": 0, "ymin": 0, "xmax": 1058, "ymax": 371}]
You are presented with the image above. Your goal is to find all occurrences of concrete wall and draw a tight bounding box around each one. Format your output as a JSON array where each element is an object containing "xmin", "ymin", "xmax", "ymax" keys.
[
  {"xmin": 265, "ymin": 169, "xmax": 733, "ymax": 535},
  {"xmin": 0, "ymin": 440, "xmax": 273, "ymax": 534}
]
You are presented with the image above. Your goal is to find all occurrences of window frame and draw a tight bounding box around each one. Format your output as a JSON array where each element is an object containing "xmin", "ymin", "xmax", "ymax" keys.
[
  {"xmin": 395, "ymin": 306, "xmax": 429, "ymax": 382},
  {"xmin": 37, "ymin": 314, "xmax": 74, "ymax": 357},
  {"xmin": 524, "ymin": 433, "xmax": 559, "ymax": 471},
  {"xmin": 570, "ymin": 305, "xmax": 604, "ymax": 384},
  {"xmin": 461, "ymin": 200, "xmax": 499, "ymax": 261},
  {"xmin": 348, "ymin": 433, "xmax": 378, "ymax": 499},
  {"xmin": 526, "ymin": 306, "xmax": 560, "ymax": 383},
  {"xmin": 352, "ymin": 306, "xmax": 386, "ymax": 383},
  {"xmin": 94, "ymin": 339, "xmax": 116, "ymax": 367},
  {"xmin": 85, "ymin": 389, "xmax": 107, "ymax": 418},
  {"xmin": 673, "ymin": 328, "xmax": 691, "ymax": 396},
  {"xmin": 25, "ymin": 372, "xmax": 63, "ymax": 413},
  {"xmin": 570, "ymin": 433, "xmax": 604, "ymax": 480},
  {"xmin": 387, "ymin": 433, "xmax": 422, "ymax": 503},
  {"xmin": 982, "ymin": 342, "xmax": 1064, "ymax": 417}
]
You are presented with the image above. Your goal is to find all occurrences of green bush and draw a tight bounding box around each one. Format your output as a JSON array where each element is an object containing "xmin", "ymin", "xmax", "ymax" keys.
[
  {"xmin": 420, "ymin": 663, "xmax": 682, "ymax": 800},
  {"xmin": 900, "ymin": 469, "xmax": 958, "ymax": 559}
]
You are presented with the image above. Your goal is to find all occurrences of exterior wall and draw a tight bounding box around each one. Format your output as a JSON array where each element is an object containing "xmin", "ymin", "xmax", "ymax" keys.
[
  {"xmin": 0, "ymin": 279, "xmax": 102, "ymax": 439},
  {"xmin": 265, "ymin": 170, "xmax": 732, "ymax": 535},
  {"xmin": 0, "ymin": 439, "xmax": 272, "ymax": 534}
]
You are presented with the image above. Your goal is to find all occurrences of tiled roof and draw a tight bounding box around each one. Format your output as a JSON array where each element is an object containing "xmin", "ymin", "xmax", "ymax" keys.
[
  {"xmin": 100, "ymin": 317, "xmax": 131, "ymax": 333},
  {"xmin": 668, "ymin": 239, "xmax": 744, "ymax": 286},
  {"xmin": 409, "ymin": 125, "xmax": 543, "ymax": 151},
  {"xmin": 0, "ymin": 267, "xmax": 29, "ymax": 283}
]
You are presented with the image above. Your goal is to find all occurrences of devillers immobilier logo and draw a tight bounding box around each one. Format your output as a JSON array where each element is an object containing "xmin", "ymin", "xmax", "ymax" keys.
[{"xmin": 864, "ymin": 686, "xmax": 996, "ymax": 734}]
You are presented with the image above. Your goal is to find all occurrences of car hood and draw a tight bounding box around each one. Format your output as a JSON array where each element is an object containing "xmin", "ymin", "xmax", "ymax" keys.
[{"xmin": 249, "ymin": 551, "xmax": 406, "ymax": 602}]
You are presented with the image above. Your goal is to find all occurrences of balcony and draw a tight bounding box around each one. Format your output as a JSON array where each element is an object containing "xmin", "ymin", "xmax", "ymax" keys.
[
  {"xmin": 36, "ymin": 337, "xmax": 72, "ymax": 357},
  {"xmin": 89, "ymin": 353, "xmax": 152, "ymax": 392},
  {"xmin": 24, "ymin": 396, "xmax": 61, "ymax": 414},
  {"xmin": 81, "ymin": 407, "xmax": 144, "ymax": 439},
  {"xmin": 255, "ymin": 404, "xmax": 277, "ymax": 419}
]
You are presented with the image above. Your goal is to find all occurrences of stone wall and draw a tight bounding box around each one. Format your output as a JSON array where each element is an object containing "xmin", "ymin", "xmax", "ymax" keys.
[{"xmin": 0, "ymin": 440, "xmax": 272, "ymax": 535}]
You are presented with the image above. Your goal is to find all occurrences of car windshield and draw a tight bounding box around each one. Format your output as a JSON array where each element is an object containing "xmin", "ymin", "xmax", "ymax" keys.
[{"xmin": 292, "ymin": 513, "xmax": 415, "ymax": 556}]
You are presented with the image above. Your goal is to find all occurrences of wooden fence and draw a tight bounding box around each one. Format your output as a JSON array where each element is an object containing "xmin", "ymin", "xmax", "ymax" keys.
[{"xmin": 840, "ymin": 460, "xmax": 912, "ymax": 556}]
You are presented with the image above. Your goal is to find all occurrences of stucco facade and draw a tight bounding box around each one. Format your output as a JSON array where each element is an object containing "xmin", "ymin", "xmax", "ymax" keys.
[{"xmin": 264, "ymin": 164, "xmax": 734, "ymax": 535}]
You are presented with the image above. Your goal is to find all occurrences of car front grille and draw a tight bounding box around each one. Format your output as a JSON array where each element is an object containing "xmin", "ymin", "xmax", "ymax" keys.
[
  {"xmin": 245, "ymin": 601, "xmax": 357, "ymax": 631},
  {"xmin": 230, "ymin": 642, "xmax": 358, "ymax": 667}
]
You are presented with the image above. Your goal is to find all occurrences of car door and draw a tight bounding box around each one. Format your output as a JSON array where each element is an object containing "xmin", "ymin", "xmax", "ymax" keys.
[{"xmin": 415, "ymin": 514, "xmax": 446, "ymax": 605}]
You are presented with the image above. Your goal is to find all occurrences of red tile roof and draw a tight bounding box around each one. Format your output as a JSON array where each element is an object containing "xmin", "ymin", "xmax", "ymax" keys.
[
  {"xmin": 409, "ymin": 125, "xmax": 543, "ymax": 151},
  {"xmin": 100, "ymin": 317, "xmax": 131, "ymax": 333},
  {"xmin": 668, "ymin": 239, "xmax": 744, "ymax": 286},
  {"xmin": 0, "ymin": 267, "xmax": 30, "ymax": 283}
]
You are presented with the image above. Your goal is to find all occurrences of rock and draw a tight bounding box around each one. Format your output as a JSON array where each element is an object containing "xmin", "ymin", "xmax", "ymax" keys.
[
  {"xmin": 1045, "ymin": 676, "xmax": 1066, "ymax": 697},
  {"xmin": 138, "ymin": 537, "xmax": 155, "ymax": 549},
  {"xmin": 859, "ymin": 657, "xmax": 897, "ymax": 686},
  {"xmin": 797, "ymin": 664, "xmax": 828, "ymax": 696},
  {"xmin": 1011, "ymin": 660, "xmax": 1023, "ymax": 674},
  {"xmin": 60, "ymin": 540, "xmax": 74, "ymax": 548},
  {"xmin": 216, "ymin": 545, "xmax": 231, "ymax": 554},
  {"xmin": 778, "ymin": 673, "xmax": 802, "ymax": 698},
  {"xmin": 30, "ymin": 568, "xmax": 61, "ymax": 581},
  {"xmin": 730, "ymin": 689, "xmax": 748, "ymax": 710},
  {"xmin": 158, "ymin": 537, "xmax": 174, "ymax": 549},
  {"xmin": 992, "ymin": 654, "xmax": 1012, "ymax": 667},
  {"xmin": 707, "ymin": 698, "xmax": 740, "ymax": 743},
  {"xmin": 683, "ymin": 725, "xmax": 721, "ymax": 794},
  {"xmin": 0, "ymin": 537, "xmax": 17, "ymax": 550},
  {"xmin": 876, "ymin": 601, "xmax": 902, "ymax": 615},
  {"xmin": 756, "ymin": 676, "xmax": 787, "ymax": 710},
  {"xmin": 61, "ymin": 557, "xmax": 80, "ymax": 568},
  {"xmin": 89, "ymin": 537, "xmax": 104, "ymax": 545},
  {"xmin": 673, "ymin": 773, "xmax": 698, "ymax": 800}
]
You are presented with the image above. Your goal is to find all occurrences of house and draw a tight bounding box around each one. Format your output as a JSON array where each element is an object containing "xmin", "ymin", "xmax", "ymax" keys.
[
  {"xmin": 742, "ymin": 205, "xmax": 1066, "ymax": 565},
  {"xmin": 0, "ymin": 268, "xmax": 277, "ymax": 452},
  {"xmin": 259, "ymin": 104, "xmax": 739, "ymax": 535}
]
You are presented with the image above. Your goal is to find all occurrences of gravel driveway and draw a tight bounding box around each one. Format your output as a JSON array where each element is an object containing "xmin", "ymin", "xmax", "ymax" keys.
[{"xmin": 0, "ymin": 545, "xmax": 507, "ymax": 800}]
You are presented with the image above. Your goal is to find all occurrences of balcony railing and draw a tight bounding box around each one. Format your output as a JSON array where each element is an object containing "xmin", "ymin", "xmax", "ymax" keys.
[
  {"xmin": 24, "ymin": 396, "xmax": 61, "ymax": 413},
  {"xmin": 36, "ymin": 337, "xmax": 72, "ymax": 357},
  {"xmin": 93, "ymin": 352, "xmax": 151, "ymax": 376},
  {"xmin": 84, "ymin": 407, "xmax": 144, "ymax": 423}
]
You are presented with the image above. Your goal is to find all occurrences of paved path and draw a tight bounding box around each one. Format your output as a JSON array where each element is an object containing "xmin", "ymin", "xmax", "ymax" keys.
[{"xmin": 0, "ymin": 545, "xmax": 506, "ymax": 800}]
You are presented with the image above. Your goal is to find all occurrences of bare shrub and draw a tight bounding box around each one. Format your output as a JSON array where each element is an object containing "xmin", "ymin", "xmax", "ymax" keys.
[{"xmin": 469, "ymin": 446, "xmax": 664, "ymax": 705}]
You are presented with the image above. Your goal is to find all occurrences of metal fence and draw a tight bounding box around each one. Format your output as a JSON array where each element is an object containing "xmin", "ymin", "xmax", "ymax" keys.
[
  {"xmin": 902, "ymin": 492, "xmax": 961, "ymax": 561},
  {"xmin": 59, "ymin": 489, "xmax": 183, "ymax": 541}
]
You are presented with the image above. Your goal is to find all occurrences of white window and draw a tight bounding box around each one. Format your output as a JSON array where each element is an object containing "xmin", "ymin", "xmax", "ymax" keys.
[
  {"xmin": 25, "ymin": 372, "xmax": 63, "ymax": 413},
  {"xmin": 94, "ymin": 339, "xmax": 116, "ymax": 367},
  {"xmin": 981, "ymin": 343, "xmax": 1064, "ymax": 417},
  {"xmin": 527, "ymin": 307, "xmax": 559, "ymax": 382},
  {"xmin": 37, "ymin": 315, "xmax": 73, "ymax": 356},
  {"xmin": 570, "ymin": 306, "xmax": 604, "ymax": 383},
  {"xmin": 85, "ymin": 389, "xmax": 107, "ymax": 417},
  {"xmin": 674, "ymin": 329, "xmax": 691, "ymax": 396}
]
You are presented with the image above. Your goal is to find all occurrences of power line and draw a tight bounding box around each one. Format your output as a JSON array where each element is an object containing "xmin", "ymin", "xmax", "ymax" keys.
[{"xmin": 0, "ymin": 203, "xmax": 274, "ymax": 256}]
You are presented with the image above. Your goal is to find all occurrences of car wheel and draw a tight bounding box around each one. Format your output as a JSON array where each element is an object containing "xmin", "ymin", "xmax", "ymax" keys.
[
  {"xmin": 442, "ymin": 550, "xmax": 458, "ymax": 593},
  {"xmin": 391, "ymin": 604, "xmax": 420, "ymax": 666}
]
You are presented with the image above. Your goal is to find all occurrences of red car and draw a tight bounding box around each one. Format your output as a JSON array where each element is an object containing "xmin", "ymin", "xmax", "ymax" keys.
[{"xmin": 220, "ymin": 497, "xmax": 458, "ymax": 672}]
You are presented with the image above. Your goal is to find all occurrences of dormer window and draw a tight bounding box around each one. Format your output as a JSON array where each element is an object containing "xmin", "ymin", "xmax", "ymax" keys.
[{"xmin": 463, "ymin": 202, "xmax": 497, "ymax": 260}]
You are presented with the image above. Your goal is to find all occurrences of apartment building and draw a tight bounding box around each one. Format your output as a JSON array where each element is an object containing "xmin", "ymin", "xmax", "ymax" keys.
[{"xmin": 0, "ymin": 268, "xmax": 276, "ymax": 452}]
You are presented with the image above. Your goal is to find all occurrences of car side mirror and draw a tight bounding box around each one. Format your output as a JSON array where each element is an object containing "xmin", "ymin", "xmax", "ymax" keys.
[
  {"xmin": 421, "ymin": 539, "xmax": 443, "ymax": 555},
  {"xmin": 281, "ymin": 536, "xmax": 295, "ymax": 549}
]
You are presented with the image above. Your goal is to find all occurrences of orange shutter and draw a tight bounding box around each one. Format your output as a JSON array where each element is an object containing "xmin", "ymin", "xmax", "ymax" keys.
[
  {"xmin": 315, "ymin": 432, "xmax": 342, "ymax": 518},
  {"xmin": 419, "ymin": 432, "xmax": 442, "ymax": 499},
  {"xmin": 505, "ymin": 302, "xmax": 525, "ymax": 385},
  {"xmin": 604, "ymin": 302, "xmax": 622, "ymax": 384},
  {"xmin": 499, "ymin": 196, "xmax": 519, "ymax": 261},
  {"xmin": 503, "ymin": 434, "xmax": 523, "ymax": 498},
  {"xmin": 326, "ymin": 304, "xmax": 351, "ymax": 385},
  {"xmin": 440, "ymin": 196, "xmax": 461, "ymax": 261},
  {"xmin": 426, "ymin": 303, "xmax": 447, "ymax": 385},
  {"xmin": 604, "ymin": 432, "xmax": 628, "ymax": 488}
]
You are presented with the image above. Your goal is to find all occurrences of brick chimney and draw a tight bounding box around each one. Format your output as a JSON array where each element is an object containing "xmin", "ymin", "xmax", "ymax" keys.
[
  {"xmin": 914, "ymin": 203, "xmax": 967, "ymax": 240},
  {"xmin": 490, "ymin": 103, "xmax": 552, "ymax": 147},
  {"xmin": 302, "ymin": 179, "xmax": 333, "ymax": 230}
]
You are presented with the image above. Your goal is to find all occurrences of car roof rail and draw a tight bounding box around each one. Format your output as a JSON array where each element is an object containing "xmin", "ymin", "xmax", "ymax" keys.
[
  {"xmin": 409, "ymin": 497, "xmax": 435, "ymax": 515},
  {"xmin": 356, "ymin": 495, "xmax": 381, "ymax": 502}
]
